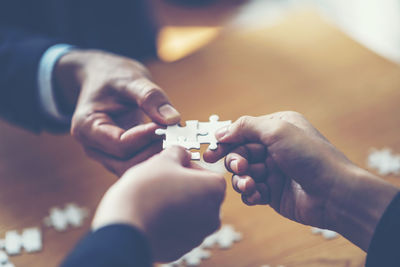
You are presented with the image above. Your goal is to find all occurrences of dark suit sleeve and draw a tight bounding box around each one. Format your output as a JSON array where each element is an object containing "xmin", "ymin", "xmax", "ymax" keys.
[
  {"xmin": 61, "ymin": 224, "xmax": 152, "ymax": 267},
  {"xmin": 0, "ymin": 26, "xmax": 66, "ymax": 132},
  {"xmin": 366, "ymin": 192, "xmax": 400, "ymax": 267}
]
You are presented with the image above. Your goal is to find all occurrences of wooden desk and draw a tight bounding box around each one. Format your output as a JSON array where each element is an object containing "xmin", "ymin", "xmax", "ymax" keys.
[{"xmin": 1, "ymin": 9, "xmax": 400, "ymax": 267}]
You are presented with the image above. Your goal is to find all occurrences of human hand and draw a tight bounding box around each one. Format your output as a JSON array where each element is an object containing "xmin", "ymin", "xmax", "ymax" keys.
[
  {"xmin": 92, "ymin": 146, "xmax": 226, "ymax": 262},
  {"xmin": 204, "ymin": 112, "xmax": 398, "ymax": 250},
  {"xmin": 55, "ymin": 50, "xmax": 180, "ymax": 176}
]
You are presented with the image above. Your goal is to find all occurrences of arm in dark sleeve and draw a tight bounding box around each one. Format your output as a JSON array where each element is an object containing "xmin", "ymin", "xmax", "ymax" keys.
[
  {"xmin": 366, "ymin": 192, "xmax": 400, "ymax": 267},
  {"xmin": 0, "ymin": 26, "xmax": 68, "ymax": 132},
  {"xmin": 61, "ymin": 224, "xmax": 152, "ymax": 267}
]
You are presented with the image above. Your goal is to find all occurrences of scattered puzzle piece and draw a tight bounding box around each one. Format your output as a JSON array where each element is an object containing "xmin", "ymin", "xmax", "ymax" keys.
[
  {"xmin": 163, "ymin": 224, "xmax": 242, "ymax": 267},
  {"xmin": 21, "ymin": 228, "xmax": 42, "ymax": 253},
  {"xmin": 44, "ymin": 203, "xmax": 89, "ymax": 232},
  {"xmin": 0, "ymin": 250, "xmax": 8, "ymax": 263},
  {"xmin": 184, "ymin": 247, "xmax": 211, "ymax": 266},
  {"xmin": 1, "ymin": 228, "xmax": 42, "ymax": 256},
  {"xmin": 311, "ymin": 227, "xmax": 338, "ymax": 240},
  {"xmin": 367, "ymin": 148, "xmax": 400, "ymax": 176},
  {"xmin": 213, "ymin": 225, "xmax": 242, "ymax": 249},
  {"xmin": 4, "ymin": 231, "xmax": 21, "ymax": 256}
]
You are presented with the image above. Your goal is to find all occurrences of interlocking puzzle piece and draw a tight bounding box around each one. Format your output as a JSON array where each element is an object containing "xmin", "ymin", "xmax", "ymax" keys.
[
  {"xmin": 44, "ymin": 203, "xmax": 89, "ymax": 232},
  {"xmin": 1, "ymin": 262, "xmax": 14, "ymax": 267},
  {"xmin": 198, "ymin": 115, "xmax": 231, "ymax": 151},
  {"xmin": 155, "ymin": 115, "xmax": 231, "ymax": 160},
  {"xmin": 367, "ymin": 148, "xmax": 400, "ymax": 176},
  {"xmin": 155, "ymin": 121, "xmax": 207, "ymax": 150},
  {"xmin": 21, "ymin": 228, "xmax": 42, "ymax": 253}
]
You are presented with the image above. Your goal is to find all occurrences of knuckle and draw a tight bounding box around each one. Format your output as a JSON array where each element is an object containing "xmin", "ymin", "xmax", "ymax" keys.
[
  {"xmin": 270, "ymin": 120, "xmax": 290, "ymax": 137},
  {"xmin": 237, "ymin": 115, "xmax": 253, "ymax": 129},
  {"xmin": 139, "ymin": 87, "xmax": 161, "ymax": 108},
  {"xmin": 282, "ymin": 111, "xmax": 303, "ymax": 120}
]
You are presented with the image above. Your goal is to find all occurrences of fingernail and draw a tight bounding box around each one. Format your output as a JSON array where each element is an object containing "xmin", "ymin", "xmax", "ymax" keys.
[
  {"xmin": 215, "ymin": 125, "xmax": 229, "ymax": 140},
  {"xmin": 237, "ymin": 179, "xmax": 246, "ymax": 191},
  {"xmin": 230, "ymin": 159, "xmax": 238, "ymax": 172},
  {"xmin": 158, "ymin": 104, "xmax": 180, "ymax": 123}
]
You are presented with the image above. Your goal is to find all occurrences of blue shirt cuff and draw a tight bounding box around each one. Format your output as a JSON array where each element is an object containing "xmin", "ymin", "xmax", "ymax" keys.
[{"xmin": 37, "ymin": 44, "xmax": 76, "ymax": 124}]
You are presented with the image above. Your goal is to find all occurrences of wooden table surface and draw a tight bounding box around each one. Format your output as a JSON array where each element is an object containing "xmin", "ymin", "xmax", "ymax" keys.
[{"xmin": 1, "ymin": 4, "xmax": 400, "ymax": 267}]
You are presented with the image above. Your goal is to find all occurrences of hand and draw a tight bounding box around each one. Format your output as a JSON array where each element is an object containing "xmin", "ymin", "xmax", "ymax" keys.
[
  {"xmin": 54, "ymin": 50, "xmax": 180, "ymax": 176},
  {"xmin": 92, "ymin": 146, "xmax": 226, "ymax": 262},
  {"xmin": 204, "ymin": 111, "xmax": 398, "ymax": 251}
]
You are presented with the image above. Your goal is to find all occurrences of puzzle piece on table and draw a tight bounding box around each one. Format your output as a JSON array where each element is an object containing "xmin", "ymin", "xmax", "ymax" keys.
[
  {"xmin": 213, "ymin": 225, "xmax": 242, "ymax": 249},
  {"xmin": 183, "ymin": 247, "xmax": 211, "ymax": 266},
  {"xmin": 311, "ymin": 227, "xmax": 338, "ymax": 240},
  {"xmin": 198, "ymin": 115, "xmax": 231, "ymax": 151},
  {"xmin": 0, "ymin": 250, "xmax": 8, "ymax": 264},
  {"xmin": 367, "ymin": 148, "xmax": 400, "ymax": 176},
  {"xmin": 3, "ymin": 231, "xmax": 21, "ymax": 256},
  {"xmin": 1, "ymin": 228, "xmax": 42, "ymax": 256},
  {"xmin": 163, "ymin": 224, "xmax": 242, "ymax": 267},
  {"xmin": 155, "ymin": 115, "xmax": 231, "ymax": 160},
  {"xmin": 201, "ymin": 224, "xmax": 242, "ymax": 249},
  {"xmin": 44, "ymin": 203, "xmax": 89, "ymax": 232},
  {"xmin": 21, "ymin": 228, "xmax": 42, "ymax": 253}
]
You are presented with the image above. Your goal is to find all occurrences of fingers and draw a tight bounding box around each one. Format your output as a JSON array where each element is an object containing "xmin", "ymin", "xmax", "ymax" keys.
[
  {"xmin": 84, "ymin": 141, "xmax": 162, "ymax": 176},
  {"xmin": 72, "ymin": 112, "xmax": 161, "ymax": 159},
  {"xmin": 161, "ymin": 146, "xmax": 192, "ymax": 167},
  {"xmin": 233, "ymin": 175, "xmax": 270, "ymax": 206},
  {"xmin": 118, "ymin": 77, "xmax": 180, "ymax": 125},
  {"xmin": 203, "ymin": 115, "xmax": 268, "ymax": 162}
]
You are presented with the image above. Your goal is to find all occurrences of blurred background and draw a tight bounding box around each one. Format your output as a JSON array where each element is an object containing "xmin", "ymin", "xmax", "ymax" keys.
[{"xmin": 155, "ymin": 0, "xmax": 400, "ymax": 64}]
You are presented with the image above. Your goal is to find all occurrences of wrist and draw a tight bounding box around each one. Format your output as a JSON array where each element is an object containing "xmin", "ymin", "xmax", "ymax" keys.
[{"xmin": 325, "ymin": 165, "xmax": 399, "ymax": 251}]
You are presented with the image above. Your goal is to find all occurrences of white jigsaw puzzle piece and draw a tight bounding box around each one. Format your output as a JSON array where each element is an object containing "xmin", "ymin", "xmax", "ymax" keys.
[
  {"xmin": 1, "ymin": 263, "xmax": 15, "ymax": 267},
  {"xmin": 367, "ymin": 148, "xmax": 400, "ymax": 176},
  {"xmin": 198, "ymin": 115, "xmax": 231, "ymax": 151},
  {"xmin": 0, "ymin": 250, "xmax": 8, "ymax": 264},
  {"xmin": 64, "ymin": 203, "xmax": 89, "ymax": 227},
  {"xmin": 156, "ymin": 121, "xmax": 207, "ymax": 150},
  {"xmin": 45, "ymin": 203, "xmax": 89, "ymax": 231},
  {"xmin": 4, "ymin": 231, "xmax": 21, "ymax": 256},
  {"xmin": 45, "ymin": 207, "xmax": 69, "ymax": 231},
  {"xmin": 21, "ymin": 228, "xmax": 42, "ymax": 253},
  {"xmin": 311, "ymin": 227, "xmax": 338, "ymax": 240},
  {"xmin": 183, "ymin": 247, "xmax": 211, "ymax": 266},
  {"xmin": 215, "ymin": 225, "xmax": 242, "ymax": 249}
]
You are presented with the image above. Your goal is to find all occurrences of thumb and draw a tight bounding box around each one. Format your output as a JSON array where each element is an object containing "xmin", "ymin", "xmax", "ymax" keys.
[
  {"xmin": 118, "ymin": 77, "xmax": 181, "ymax": 125},
  {"xmin": 215, "ymin": 115, "xmax": 264, "ymax": 144},
  {"xmin": 161, "ymin": 146, "xmax": 192, "ymax": 167}
]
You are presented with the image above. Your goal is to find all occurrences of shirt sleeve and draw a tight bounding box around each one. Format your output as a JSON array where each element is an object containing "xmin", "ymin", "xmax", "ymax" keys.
[
  {"xmin": 37, "ymin": 44, "xmax": 75, "ymax": 124},
  {"xmin": 61, "ymin": 224, "xmax": 152, "ymax": 267},
  {"xmin": 366, "ymin": 192, "xmax": 400, "ymax": 267}
]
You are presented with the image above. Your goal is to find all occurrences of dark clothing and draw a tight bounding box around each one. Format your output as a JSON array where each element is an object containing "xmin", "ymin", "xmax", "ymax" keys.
[
  {"xmin": 61, "ymin": 224, "xmax": 152, "ymax": 267},
  {"xmin": 0, "ymin": 0, "xmax": 157, "ymax": 132},
  {"xmin": 366, "ymin": 192, "xmax": 400, "ymax": 267}
]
